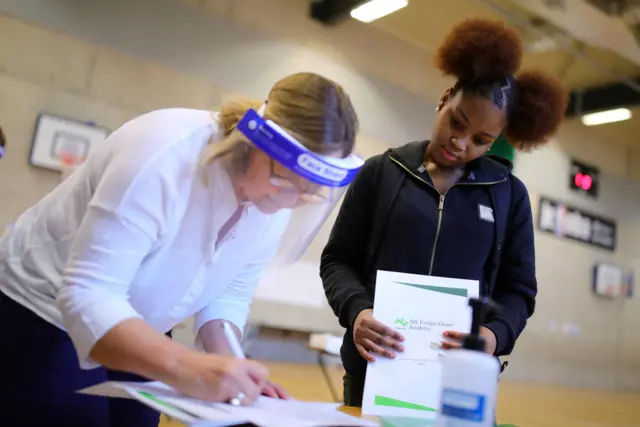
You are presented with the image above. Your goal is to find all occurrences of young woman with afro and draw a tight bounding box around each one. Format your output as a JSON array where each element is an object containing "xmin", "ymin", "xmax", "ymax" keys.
[{"xmin": 320, "ymin": 18, "xmax": 568, "ymax": 406}]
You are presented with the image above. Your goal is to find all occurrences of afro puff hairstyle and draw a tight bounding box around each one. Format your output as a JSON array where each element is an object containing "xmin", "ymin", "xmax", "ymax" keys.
[{"xmin": 435, "ymin": 18, "xmax": 568, "ymax": 151}]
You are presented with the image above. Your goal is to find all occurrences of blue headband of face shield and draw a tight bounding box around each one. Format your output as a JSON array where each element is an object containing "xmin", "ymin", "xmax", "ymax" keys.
[
  {"xmin": 235, "ymin": 108, "xmax": 364, "ymax": 188},
  {"xmin": 0, "ymin": 145, "xmax": 4, "ymax": 159}
]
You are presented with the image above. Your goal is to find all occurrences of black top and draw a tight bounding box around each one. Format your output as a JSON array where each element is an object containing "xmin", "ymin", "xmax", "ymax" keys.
[{"xmin": 320, "ymin": 141, "xmax": 537, "ymax": 376}]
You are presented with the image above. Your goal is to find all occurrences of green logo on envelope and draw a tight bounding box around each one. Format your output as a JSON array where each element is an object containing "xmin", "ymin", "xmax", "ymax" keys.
[{"xmin": 394, "ymin": 318, "xmax": 408, "ymax": 327}]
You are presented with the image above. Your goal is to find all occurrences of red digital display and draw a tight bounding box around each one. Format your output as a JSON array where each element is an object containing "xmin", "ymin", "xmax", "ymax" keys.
[
  {"xmin": 570, "ymin": 160, "xmax": 598, "ymax": 197},
  {"xmin": 574, "ymin": 172, "xmax": 593, "ymax": 191}
]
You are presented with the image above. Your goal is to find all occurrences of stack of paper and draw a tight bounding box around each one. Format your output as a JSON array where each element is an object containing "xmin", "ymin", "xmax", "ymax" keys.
[{"xmin": 80, "ymin": 381, "xmax": 376, "ymax": 427}]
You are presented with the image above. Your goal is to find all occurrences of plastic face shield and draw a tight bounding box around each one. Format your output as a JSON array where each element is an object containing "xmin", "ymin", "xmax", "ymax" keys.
[{"xmin": 234, "ymin": 107, "xmax": 364, "ymax": 265}]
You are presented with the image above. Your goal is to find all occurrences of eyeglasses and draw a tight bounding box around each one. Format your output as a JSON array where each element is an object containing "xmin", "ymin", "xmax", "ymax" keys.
[{"xmin": 269, "ymin": 159, "xmax": 329, "ymax": 204}]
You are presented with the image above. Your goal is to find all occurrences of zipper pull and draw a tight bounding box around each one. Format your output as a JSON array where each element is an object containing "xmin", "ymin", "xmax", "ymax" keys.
[{"xmin": 439, "ymin": 195, "xmax": 445, "ymax": 211}]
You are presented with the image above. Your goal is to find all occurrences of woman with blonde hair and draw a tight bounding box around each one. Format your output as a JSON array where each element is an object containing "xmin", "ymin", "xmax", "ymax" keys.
[{"xmin": 0, "ymin": 72, "xmax": 362, "ymax": 427}]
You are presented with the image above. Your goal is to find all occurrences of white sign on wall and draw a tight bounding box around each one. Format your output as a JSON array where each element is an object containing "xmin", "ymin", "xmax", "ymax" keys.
[{"xmin": 593, "ymin": 262, "xmax": 634, "ymax": 299}]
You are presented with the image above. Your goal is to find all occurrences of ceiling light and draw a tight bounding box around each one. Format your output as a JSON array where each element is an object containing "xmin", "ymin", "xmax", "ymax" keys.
[
  {"xmin": 580, "ymin": 108, "xmax": 632, "ymax": 126},
  {"xmin": 526, "ymin": 36, "xmax": 558, "ymax": 53},
  {"xmin": 350, "ymin": 0, "xmax": 408, "ymax": 23}
]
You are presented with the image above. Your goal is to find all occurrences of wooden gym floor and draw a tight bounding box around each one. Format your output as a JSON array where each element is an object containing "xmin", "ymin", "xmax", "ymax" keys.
[{"xmin": 159, "ymin": 360, "xmax": 640, "ymax": 427}]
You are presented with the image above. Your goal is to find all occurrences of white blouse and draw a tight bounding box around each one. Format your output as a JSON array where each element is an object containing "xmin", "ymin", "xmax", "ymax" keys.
[{"xmin": 0, "ymin": 108, "xmax": 289, "ymax": 368}]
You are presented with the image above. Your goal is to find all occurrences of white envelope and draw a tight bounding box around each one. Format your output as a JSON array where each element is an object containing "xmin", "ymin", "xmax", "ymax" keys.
[{"xmin": 362, "ymin": 270, "xmax": 479, "ymax": 420}]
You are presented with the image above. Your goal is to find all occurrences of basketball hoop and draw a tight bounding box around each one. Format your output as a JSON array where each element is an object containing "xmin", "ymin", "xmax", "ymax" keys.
[{"xmin": 58, "ymin": 152, "xmax": 84, "ymax": 181}]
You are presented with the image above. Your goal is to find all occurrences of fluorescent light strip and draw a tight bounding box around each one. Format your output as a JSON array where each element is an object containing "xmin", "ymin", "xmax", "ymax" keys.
[
  {"xmin": 350, "ymin": 0, "xmax": 408, "ymax": 23},
  {"xmin": 581, "ymin": 108, "xmax": 632, "ymax": 126}
]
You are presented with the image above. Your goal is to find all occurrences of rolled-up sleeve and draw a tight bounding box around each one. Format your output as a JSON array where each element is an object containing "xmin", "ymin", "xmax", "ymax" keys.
[
  {"xmin": 56, "ymin": 130, "xmax": 181, "ymax": 369},
  {"xmin": 194, "ymin": 259, "xmax": 265, "ymax": 336}
]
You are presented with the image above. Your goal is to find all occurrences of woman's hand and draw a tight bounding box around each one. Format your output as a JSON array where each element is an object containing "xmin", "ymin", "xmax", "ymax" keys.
[
  {"xmin": 441, "ymin": 326, "xmax": 497, "ymax": 355},
  {"xmin": 171, "ymin": 351, "xmax": 269, "ymax": 405},
  {"xmin": 261, "ymin": 380, "xmax": 292, "ymax": 400},
  {"xmin": 353, "ymin": 309, "xmax": 404, "ymax": 362}
]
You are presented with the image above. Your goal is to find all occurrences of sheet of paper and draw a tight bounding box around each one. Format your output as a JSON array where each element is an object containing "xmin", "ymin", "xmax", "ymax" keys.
[
  {"xmin": 362, "ymin": 270, "xmax": 479, "ymax": 420},
  {"xmin": 79, "ymin": 381, "xmax": 179, "ymax": 399},
  {"xmin": 80, "ymin": 380, "xmax": 375, "ymax": 427},
  {"xmin": 252, "ymin": 396, "xmax": 341, "ymax": 414},
  {"xmin": 210, "ymin": 403, "xmax": 377, "ymax": 427}
]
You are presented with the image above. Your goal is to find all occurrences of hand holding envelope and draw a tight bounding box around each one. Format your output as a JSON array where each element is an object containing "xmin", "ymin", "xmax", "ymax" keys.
[
  {"xmin": 361, "ymin": 271, "xmax": 480, "ymax": 418},
  {"xmin": 440, "ymin": 326, "xmax": 497, "ymax": 354},
  {"xmin": 353, "ymin": 308, "xmax": 405, "ymax": 361}
]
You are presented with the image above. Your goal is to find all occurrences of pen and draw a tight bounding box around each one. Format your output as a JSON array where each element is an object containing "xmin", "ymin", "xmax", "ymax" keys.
[
  {"xmin": 222, "ymin": 320, "xmax": 246, "ymax": 359},
  {"xmin": 223, "ymin": 321, "xmax": 255, "ymax": 406}
]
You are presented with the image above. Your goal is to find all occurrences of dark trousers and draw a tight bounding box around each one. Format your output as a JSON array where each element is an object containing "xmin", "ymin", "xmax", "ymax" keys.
[
  {"xmin": 343, "ymin": 372, "xmax": 365, "ymax": 407},
  {"xmin": 0, "ymin": 291, "xmax": 166, "ymax": 427}
]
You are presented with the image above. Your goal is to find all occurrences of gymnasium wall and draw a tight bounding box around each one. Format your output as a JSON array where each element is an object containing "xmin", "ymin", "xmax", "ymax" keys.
[
  {"xmin": 510, "ymin": 124, "xmax": 640, "ymax": 390},
  {"xmin": 0, "ymin": 0, "xmax": 638, "ymax": 390}
]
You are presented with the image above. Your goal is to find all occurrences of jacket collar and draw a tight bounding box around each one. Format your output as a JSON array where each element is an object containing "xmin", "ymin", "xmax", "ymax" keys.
[{"xmin": 389, "ymin": 140, "xmax": 512, "ymax": 184}]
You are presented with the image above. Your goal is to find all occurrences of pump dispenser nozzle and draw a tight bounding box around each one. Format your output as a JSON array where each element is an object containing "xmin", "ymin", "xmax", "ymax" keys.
[{"xmin": 462, "ymin": 298, "xmax": 499, "ymax": 352}]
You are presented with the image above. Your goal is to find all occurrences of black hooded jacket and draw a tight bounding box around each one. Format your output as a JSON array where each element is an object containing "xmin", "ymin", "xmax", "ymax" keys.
[{"xmin": 320, "ymin": 140, "xmax": 537, "ymax": 376}]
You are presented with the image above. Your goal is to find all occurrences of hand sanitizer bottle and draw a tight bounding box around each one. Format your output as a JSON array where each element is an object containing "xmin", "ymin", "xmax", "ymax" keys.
[{"xmin": 436, "ymin": 298, "xmax": 501, "ymax": 427}]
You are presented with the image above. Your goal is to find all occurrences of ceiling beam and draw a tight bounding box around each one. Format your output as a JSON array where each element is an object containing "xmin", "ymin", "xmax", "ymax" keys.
[
  {"xmin": 309, "ymin": 0, "xmax": 369, "ymax": 25},
  {"xmin": 566, "ymin": 77, "xmax": 640, "ymax": 117}
]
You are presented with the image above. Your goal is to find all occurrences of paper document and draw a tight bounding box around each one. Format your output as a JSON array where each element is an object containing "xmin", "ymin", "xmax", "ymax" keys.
[
  {"xmin": 80, "ymin": 381, "xmax": 375, "ymax": 427},
  {"xmin": 362, "ymin": 271, "xmax": 479, "ymax": 419}
]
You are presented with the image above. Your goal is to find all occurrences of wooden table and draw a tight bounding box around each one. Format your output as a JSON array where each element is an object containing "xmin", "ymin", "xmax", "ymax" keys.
[{"xmin": 338, "ymin": 406, "xmax": 377, "ymax": 421}]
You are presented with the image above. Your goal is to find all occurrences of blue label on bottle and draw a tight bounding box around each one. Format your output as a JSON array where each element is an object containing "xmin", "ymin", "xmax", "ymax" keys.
[{"xmin": 441, "ymin": 388, "xmax": 485, "ymax": 422}]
